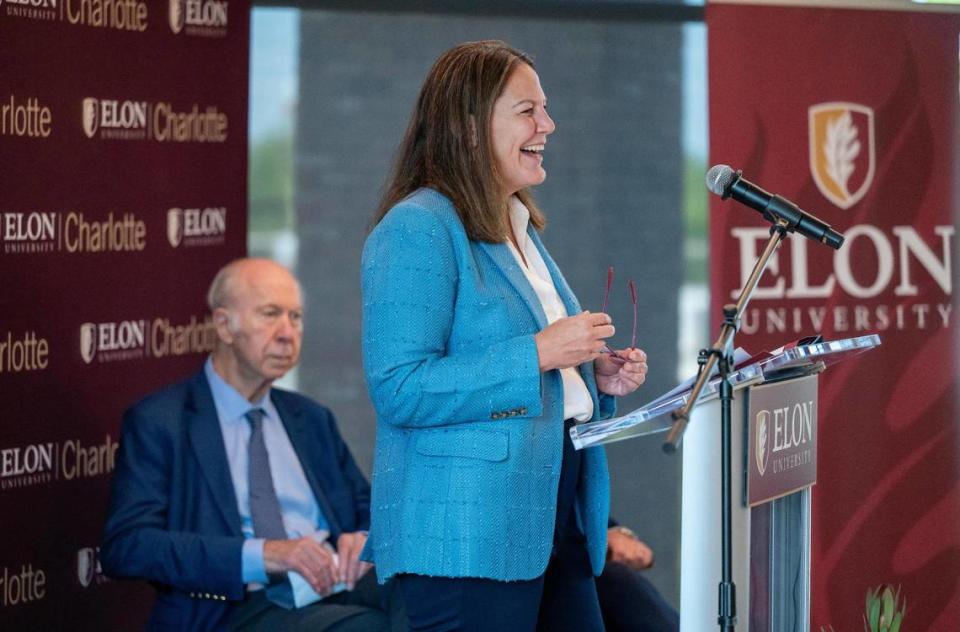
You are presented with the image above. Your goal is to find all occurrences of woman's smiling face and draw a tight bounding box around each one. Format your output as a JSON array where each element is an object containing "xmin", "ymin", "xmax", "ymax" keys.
[{"xmin": 490, "ymin": 62, "xmax": 556, "ymax": 199}]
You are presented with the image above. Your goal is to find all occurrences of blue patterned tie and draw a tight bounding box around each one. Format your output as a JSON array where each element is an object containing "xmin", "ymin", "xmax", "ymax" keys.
[
  {"xmin": 245, "ymin": 408, "xmax": 287, "ymax": 540},
  {"xmin": 246, "ymin": 408, "xmax": 295, "ymax": 608}
]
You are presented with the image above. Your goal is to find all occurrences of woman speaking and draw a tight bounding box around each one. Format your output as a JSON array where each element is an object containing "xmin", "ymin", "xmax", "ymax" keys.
[{"xmin": 361, "ymin": 40, "xmax": 648, "ymax": 631}]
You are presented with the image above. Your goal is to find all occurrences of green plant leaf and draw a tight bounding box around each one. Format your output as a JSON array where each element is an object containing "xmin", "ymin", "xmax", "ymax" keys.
[
  {"xmin": 889, "ymin": 611, "xmax": 903, "ymax": 632},
  {"xmin": 882, "ymin": 586, "xmax": 895, "ymax": 620},
  {"xmin": 868, "ymin": 597, "xmax": 881, "ymax": 631}
]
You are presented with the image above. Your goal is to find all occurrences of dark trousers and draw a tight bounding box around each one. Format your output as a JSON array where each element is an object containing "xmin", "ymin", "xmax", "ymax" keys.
[
  {"xmin": 397, "ymin": 419, "xmax": 604, "ymax": 632},
  {"xmin": 228, "ymin": 570, "xmax": 403, "ymax": 632},
  {"xmin": 596, "ymin": 561, "xmax": 679, "ymax": 632}
]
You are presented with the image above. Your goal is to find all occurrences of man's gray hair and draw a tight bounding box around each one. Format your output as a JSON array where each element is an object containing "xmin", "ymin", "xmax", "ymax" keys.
[
  {"xmin": 206, "ymin": 258, "xmax": 303, "ymax": 314},
  {"xmin": 207, "ymin": 259, "xmax": 243, "ymax": 311}
]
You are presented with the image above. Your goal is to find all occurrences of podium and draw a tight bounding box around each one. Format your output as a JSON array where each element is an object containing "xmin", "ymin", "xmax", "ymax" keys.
[{"xmin": 571, "ymin": 334, "xmax": 881, "ymax": 631}]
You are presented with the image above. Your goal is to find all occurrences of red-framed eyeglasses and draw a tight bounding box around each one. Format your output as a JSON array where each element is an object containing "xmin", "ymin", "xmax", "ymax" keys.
[{"xmin": 599, "ymin": 265, "xmax": 638, "ymax": 361}]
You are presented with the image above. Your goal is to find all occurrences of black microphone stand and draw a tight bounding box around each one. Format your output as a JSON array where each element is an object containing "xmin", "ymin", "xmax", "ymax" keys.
[{"xmin": 663, "ymin": 218, "xmax": 790, "ymax": 632}]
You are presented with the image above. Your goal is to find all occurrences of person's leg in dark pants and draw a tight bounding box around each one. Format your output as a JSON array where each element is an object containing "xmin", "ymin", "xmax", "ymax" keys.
[
  {"xmin": 327, "ymin": 610, "xmax": 390, "ymax": 632},
  {"xmin": 595, "ymin": 561, "xmax": 679, "ymax": 632},
  {"xmin": 332, "ymin": 571, "xmax": 405, "ymax": 632},
  {"xmin": 230, "ymin": 571, "xmax": 398, "ymax": 632},
  {"xmin": 229, "ymin": 590, "xmax": 385, "ymax": 632},
  {"xmin": 396, "ymin": 573, "xmax": 545, "ymax": 632},
  {"xmin": 536, "ymin": 529, "xmax": 606, "ymax": 632},
  {"xmin": 534, "ymin": 418, "xmax": 605, "ymax": 631}
]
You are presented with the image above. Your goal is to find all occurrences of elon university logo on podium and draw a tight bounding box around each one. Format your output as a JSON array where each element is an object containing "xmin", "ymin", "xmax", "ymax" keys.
[
  {"xmin": 808, "ymin": 102, "xmax": 875, "ymax": 210},
  {"xmin": 755, "ymin": 410, "xmax": 770, "ymax": 477}
]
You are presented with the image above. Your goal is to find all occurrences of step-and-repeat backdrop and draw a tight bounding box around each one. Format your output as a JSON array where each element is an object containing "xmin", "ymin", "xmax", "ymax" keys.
[
  {"xmin": 709, "ymin": 2, "xmax": 959, "ymax": 629},
  {"xmin": 1, "ymin": 0, "xmax": 249, "ymax": 627}
]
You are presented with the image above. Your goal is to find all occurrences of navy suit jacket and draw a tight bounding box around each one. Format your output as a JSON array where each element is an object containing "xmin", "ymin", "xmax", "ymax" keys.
[{"xmin": 101, "ymin": 369, "xmax": 371, "ymax": 631}]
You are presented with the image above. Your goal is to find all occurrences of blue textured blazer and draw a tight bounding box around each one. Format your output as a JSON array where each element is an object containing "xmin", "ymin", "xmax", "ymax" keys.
[
  {"xmin": 100, "ymin": 370, "xmax": 371, "ymax": 631},
  {"xmin": 360, "ymin": 188, "xmax": 613, "ymax": 582}
]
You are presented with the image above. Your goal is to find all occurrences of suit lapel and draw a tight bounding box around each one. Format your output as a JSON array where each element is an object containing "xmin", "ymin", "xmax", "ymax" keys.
[
  {"xmin": 273, "ymin": 392, "xmax": 343, "ymax": 535},
  {"xmin": 477, "ymin": 240, "xmax": 548, "ymax": 330},
  {"xmin": 480, "ymin": 224, "xmax": 602, "ymax": 413},
  {"xmin": 186, "ymin": 373, "xmax": 243, "ymax": 536}
]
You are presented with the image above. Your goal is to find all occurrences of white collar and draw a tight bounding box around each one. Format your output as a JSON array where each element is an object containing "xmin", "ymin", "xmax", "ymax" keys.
[{"xmin": 507, "ymin": 195, "xmax": 531, "ymax": 252}]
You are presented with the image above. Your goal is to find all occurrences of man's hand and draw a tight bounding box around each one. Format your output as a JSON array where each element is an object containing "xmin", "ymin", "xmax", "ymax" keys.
[
  {"xmin": 606, "ymin": 527, "xmax": 654, "ymax": 571},
  {"xmin": 263, "ymin": 536, "xmax": 338, "ymax": 596},
  {"xmin": 595, "ymin": 347, "xmax": 648, "ymax": 396},
  {"xmin": 336, "ymin": 531, "xmax": 373, "ymax": 590}
]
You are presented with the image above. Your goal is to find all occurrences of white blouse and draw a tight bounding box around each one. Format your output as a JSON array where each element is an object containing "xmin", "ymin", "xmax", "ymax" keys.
[{"xmin": 506, "ymin": 197, "xmax": 594, "ymax": 422}]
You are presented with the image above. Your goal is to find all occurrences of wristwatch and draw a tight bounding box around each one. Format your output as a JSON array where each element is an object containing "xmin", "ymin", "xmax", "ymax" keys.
[{"xmin": 609, "ymin": 525, "xmax": 637, "ymax": 540}]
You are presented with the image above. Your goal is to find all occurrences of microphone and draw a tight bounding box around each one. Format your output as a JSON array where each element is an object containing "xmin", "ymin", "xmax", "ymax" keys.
[{"xmin": 706, "ymin": 165, "xmax": 845, "ymax": 250}]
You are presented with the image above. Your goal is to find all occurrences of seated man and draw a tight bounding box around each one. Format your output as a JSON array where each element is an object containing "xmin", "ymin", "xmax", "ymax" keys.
[
  {"xmin": 598, "ymin": 520, "xmax": 680, "ymax": 632},
  {"xmin": 101, "ymin": 258, "xmax": 397, "ymax": 632}
]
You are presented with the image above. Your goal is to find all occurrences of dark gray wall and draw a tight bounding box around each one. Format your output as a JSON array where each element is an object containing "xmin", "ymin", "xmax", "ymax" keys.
[{"xmin": 294, "ymin": 11, "xmax": 684, "ymax": 603}]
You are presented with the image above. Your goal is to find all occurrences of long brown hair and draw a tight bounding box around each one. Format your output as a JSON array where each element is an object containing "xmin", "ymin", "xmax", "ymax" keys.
[{"xmin": 373, "ymin": 40, "xmax": 546, "ymax": 242}]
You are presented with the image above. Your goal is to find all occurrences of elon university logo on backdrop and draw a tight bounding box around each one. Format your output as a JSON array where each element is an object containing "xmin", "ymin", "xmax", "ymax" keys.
[
  {"xmin": 808, "ymin": 102, "xmax": 875, "ymax": 210},
  {"xmin": 82, "ymin": 98, "xmax": 99, "ymax": 138},
  {"xmin": 77, "ymin": 548, "xmax": 96, "ymax": 588},
  {"xmin": 169, "ymin": 0, "xmax": 185, "ymax": 33},
  {"xmin": 167, "ymin": 208, "xmax": 184, "ymax": 247},
  {"xmin": 79, "ymin": 323, "xmax": 97, "ymax": 364}
]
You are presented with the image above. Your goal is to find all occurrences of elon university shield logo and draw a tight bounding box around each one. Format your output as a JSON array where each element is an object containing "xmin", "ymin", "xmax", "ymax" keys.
[
  {"xmin": 755, "ymin": 410, "xmax": 770, "ymax": 477},
  {"xmin": 167, "ymin": 208, "xmax": 184, "ymax": 248},
  {"xmin": 808, "ymin": 102, "xmax": 875, "ymax": 210},
  {"xmin": 82, "ymin": 98, "xmax": 99, "ymax": 139},
  {"xmin": 80, "ymin": 323, "xmax": 97, "ymax": 364},
  {"xmin": 77, "ymin": 548, "xmax": 95, "ymax": 588},
  {"xmin": 169, "ymin": 0, "xmax": 185, "ymax": 33}
]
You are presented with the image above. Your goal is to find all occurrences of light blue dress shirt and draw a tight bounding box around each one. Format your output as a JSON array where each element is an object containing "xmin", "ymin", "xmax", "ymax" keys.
[{"xmin": 204, "ymin": 358, "xmax": 329, "ymax": 584}]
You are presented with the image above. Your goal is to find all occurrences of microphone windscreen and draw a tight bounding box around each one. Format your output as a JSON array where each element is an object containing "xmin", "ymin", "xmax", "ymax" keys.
[{"xmin": 706, "ymin": 164, "xmax": 736, "ymax": 196}]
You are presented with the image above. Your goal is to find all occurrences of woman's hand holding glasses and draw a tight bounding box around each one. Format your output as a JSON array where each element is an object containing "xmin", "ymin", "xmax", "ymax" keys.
[
  {"xmin": 595, "ymin": 347, "xmax": 648, "ymax": 397},
  {"xmin": 595, "ymin": 266, "xmax": 648, "ymax": 396}
]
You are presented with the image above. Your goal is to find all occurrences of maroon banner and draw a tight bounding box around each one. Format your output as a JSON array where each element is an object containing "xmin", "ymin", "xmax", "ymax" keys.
[
  {"xmin": 0, "ymin": 0, "xmax": 249, "ymax": 628},
  {"xmin": 708, "ymin": 3, "xmax": 959, "ymax": 629}
]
